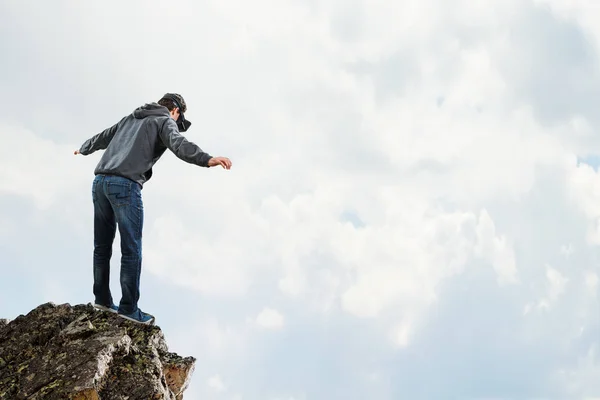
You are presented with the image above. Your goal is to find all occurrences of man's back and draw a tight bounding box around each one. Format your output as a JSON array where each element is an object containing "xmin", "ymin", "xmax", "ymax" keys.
[{"xmin": 78, "ymin": 102, "xmax": 213, "ymax": 187}]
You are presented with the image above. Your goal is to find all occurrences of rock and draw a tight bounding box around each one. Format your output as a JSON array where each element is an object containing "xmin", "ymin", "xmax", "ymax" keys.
[
  {"xmin": 0, "ymin": 302, "xmax": 195, "ymax": 399},
  {"xmin": 162, "ymin": 352, "xmax": 196, "ymax": 400}
]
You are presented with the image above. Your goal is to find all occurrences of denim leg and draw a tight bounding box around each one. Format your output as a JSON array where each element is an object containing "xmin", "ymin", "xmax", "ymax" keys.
[
  {"xmin": 104, "ymin": 176, "xmax": 144, "ymax": 315},
  {"xmin": 92, "ymin": 175, "xmax": 116, "ymax": 306}
]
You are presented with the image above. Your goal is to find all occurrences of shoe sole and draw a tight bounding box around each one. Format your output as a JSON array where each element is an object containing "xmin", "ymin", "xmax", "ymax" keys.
[
  {"xmin": 117, "ymin": 313, "xmax": 155, "ymax": 325},
  {"xmin": 93, "ymin": 304, "xmax": 118, "ymax": 314}
]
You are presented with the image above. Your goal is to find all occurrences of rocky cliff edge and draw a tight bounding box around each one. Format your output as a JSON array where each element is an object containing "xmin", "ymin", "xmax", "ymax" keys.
[{"xmin": 0, "ymin": 302, "xmax": 195, "ymax": 400}]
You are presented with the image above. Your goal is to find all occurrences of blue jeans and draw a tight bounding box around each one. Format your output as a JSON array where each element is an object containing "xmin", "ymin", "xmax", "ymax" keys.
[{"xmin": 92, "ymin": 174, "xmax": 143, "ymax": 315}]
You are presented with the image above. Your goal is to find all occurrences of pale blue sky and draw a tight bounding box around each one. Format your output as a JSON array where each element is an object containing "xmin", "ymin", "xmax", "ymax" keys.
[{"xmin": 1, "ymin": 1, "xmax": 599, "ymax": 399}]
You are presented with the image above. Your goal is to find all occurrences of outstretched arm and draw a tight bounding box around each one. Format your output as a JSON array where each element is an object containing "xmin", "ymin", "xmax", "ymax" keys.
[
  {"xmin": 158, "ymin": 118, "xmax": 214, "ymax": 167},
  {"xmin": 75, "ymin": 117, "xmax": 123, "ymax": 155}
]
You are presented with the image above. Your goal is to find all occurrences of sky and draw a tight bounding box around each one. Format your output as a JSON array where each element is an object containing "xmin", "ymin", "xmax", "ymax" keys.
[{"xmin": 0, "ymin": 0, "xmax": 599, "ymax": 399}]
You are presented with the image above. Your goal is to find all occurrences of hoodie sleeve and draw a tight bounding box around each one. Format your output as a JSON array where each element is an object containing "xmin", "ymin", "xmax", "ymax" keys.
[
  {"xmin": 78, "ymin": 117, "xmax": 124, "ymax": 155},
  {"xmin": 158, "ymin": 118, "xmax": 213, "ymax": 167}
]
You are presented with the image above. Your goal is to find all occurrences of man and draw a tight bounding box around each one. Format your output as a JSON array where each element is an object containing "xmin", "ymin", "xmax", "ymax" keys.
[{"xmin": 74, "ymin": 93, "xmax": 232, "ymax": 325}]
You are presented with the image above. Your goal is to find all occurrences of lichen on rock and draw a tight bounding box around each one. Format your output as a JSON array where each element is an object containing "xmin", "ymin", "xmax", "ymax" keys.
[{"xmin": 0, "ymin": 302, "xmax": 195, "ymax": 400}]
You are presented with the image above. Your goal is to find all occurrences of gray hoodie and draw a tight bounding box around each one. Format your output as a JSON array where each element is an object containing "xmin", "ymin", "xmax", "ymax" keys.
[{"xmin": 78, "ymin": 102, "xmax": 212, "ymax": 187}]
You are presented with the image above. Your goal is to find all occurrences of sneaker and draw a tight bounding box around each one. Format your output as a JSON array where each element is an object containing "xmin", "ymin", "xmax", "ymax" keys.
[
  {"xmin": 117, "ymin": 309, "xmax": 155, "ymax": 325},
  {"xmin": 94, "ymin": 303, "xmax": 119, "ymax": 314}
]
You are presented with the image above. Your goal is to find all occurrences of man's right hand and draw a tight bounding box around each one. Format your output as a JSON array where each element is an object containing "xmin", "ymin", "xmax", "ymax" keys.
[{"xmin": 208, "ymin": 156, "xmax": 232, "ymax": 169}]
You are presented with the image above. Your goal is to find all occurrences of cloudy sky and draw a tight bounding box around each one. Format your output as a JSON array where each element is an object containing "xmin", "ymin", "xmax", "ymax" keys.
[{"xmin": 1, "ymin": 0, "xmax": 600, "ymax": 398}]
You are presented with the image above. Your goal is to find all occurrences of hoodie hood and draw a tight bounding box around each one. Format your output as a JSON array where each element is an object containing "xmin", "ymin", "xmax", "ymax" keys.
[
  {"xmin": 132, "ymin": 101, "xmax": 192, "ymax": 132},
  {"xmin": 133, "ymin": 102, "xmax": 170, "ymax": 119}
]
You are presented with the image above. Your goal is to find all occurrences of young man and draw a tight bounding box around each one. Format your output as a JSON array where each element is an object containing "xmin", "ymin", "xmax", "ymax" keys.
[{"xmin": 75, "ymin": 93, "xmax": 232, "ymax": 325}]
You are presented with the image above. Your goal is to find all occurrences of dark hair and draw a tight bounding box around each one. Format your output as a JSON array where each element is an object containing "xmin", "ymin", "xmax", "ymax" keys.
[{"xmin": 158, "ymin": 98, "xmax": 177, "ymax": 111}]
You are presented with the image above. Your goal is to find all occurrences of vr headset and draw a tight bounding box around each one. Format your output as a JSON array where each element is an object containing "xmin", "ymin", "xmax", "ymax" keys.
[{"xmin": 161, "ymin": 94, "xmax": 192, "ymax": 132}]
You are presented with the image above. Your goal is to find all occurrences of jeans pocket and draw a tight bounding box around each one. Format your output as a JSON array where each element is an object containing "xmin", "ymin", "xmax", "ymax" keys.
[
  {"xmin": 107, "ymin": 181, "xmax": 131, "ymax": 207},
  {"xmin": 92, "ymin": 175, "xmax": 102, "ymax": 203},
  {"xmin": 92, "ymin": 182, "xmax": 97, "ymax": 203}
]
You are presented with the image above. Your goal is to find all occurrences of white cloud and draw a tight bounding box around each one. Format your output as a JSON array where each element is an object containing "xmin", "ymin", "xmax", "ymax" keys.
[
  {"xmin": 546, "ymin": 265, "xmax": 568, "ymax": 303},
  {"xmin": 143, "ymin": 215, "xmax": 256, "ymax": 297},
  {"xmin": 555, "ymin": 344, "xmax": 600, "ymax": 398},
  {"xmin": 523, "ymin": 265, "xmax": 569, "ymax": 315},
  {"xmin": 584, "ymin": 271, "xmax": 598, "ymax": 294},
  {"xmin": 0, "ymin": 123, "xmax": 90, "ymax": 210},
  {"xmin": 182, "ymin": 318, "xmax": 249, "ymax": 361},
  {"xmin": 255, "ymin": 308, "xmax": 284, "ymax": 330},
  {"xmin": 208, "ymin": 374, "xmax": 227, "ymax": 393}
]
